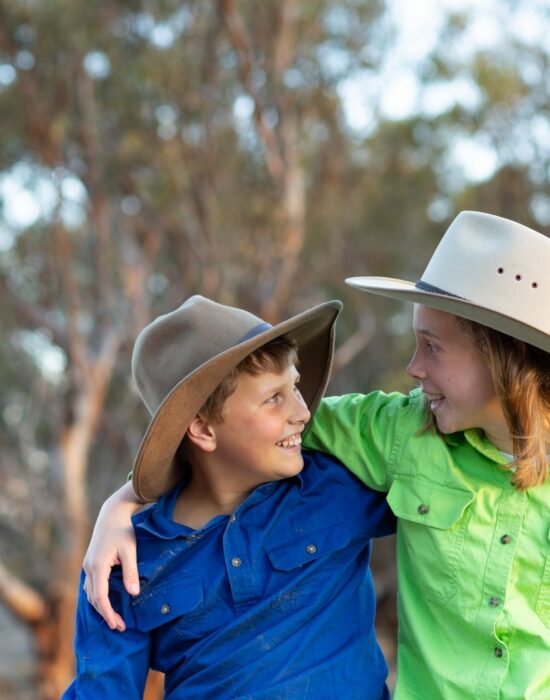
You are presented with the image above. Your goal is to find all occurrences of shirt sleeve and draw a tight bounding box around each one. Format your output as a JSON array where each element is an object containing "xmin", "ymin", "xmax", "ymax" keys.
[
  {"xmin": 303, "ymin": 390, "xmax": 425, "ymax": 492},
  {"xmin": 62, "ymin": 572, "xmax": 151, "ymax": 700}
]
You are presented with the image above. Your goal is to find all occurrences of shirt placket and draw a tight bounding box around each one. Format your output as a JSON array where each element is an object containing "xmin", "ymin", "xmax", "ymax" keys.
[
  {"xmin": 474, "ymin": 488, "xmax": 525, "ymax": 698},
  {"xmin": 222, "ymin": 510, "xmax": 259, "ymax": 606}
]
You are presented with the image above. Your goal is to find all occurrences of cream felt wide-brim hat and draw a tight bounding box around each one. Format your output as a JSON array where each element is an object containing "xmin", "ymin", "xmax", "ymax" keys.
[
  {"xmin": 131, "ymin": 295, "xmax": 342, "ymax": 502},
  {"xmin": 347, "ymin": 211, "xmax": 550, "ymax": 353}
]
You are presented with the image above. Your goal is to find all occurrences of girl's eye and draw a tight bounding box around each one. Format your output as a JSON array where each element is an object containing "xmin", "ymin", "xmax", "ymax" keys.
[
  {"xmin": 425, "ymin": 341, "xmax": 437, "ymax": 353},
  {"xmin": 266, "ymin": 393, "xmax": 280, "ymax": 404}
]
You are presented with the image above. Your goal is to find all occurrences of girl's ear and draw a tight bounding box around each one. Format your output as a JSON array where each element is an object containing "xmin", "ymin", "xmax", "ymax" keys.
[{"xmin": 186, "ymin": 414, "xmax": 217, "ymax": 453}]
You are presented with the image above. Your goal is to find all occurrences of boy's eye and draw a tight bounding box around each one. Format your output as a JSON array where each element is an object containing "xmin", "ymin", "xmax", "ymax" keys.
[{"xmin": 266, "ymin": 393, "xmax": 280, "ymax": 403}]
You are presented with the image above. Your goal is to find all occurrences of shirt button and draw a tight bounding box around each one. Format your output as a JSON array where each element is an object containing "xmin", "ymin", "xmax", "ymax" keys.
[
  {"xmin": 489, "ymin": 597, "xmax": 500, "ymax": 607},
  {"xmin": 500, "ymin": 534, "xmax": 512, "ymax": 545},
  {"xmin": 231, "ymin": 557, "xmax": 242, "ymax": 567},
  {"xmin": 417, "ymin": 504, "xmax": 429, "ymax": 515},
  {"xmin": 229, "ymin": 515, "xmax": 237, "ymax": 524},
  {"xmin": 305, "ymin": 544, "xmax": 317, "ymax": 554},
  {"xmin": 160, "ymin": 603, "xmax": 171, "ymax": 615},
  {"xmin": 494, "ymin": 647, "xmax": 503, "ymax": 658}
]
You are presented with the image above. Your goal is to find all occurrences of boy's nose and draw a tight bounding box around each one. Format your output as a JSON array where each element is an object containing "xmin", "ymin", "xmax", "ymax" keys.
[{"xmin": 292, "ymin": 391, "xmax": 310, "ymax": 424}]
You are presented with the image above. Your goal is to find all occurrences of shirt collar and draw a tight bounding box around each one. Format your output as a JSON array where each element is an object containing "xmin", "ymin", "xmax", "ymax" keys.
[
  {"xmin": 134, "ymin": 476, "xmax": 285, "ymax": 540},
  {"xmin": 446, "ymin": 428, "xmax": 512, "ymax": 466}
]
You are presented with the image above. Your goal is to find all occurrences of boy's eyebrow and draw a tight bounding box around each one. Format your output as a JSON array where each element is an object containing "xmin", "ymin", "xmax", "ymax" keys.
[{"xmin": 260, "ymin": 370, "xmax": 301, "ymax": 396}]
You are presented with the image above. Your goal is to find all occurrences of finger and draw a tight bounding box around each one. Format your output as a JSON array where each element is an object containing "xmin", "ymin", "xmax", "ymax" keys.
[
  {"xmin": 83, "ymin": 573, "xmax": 94, "ymax": 606},
  {"xmin": 94, "ymin": 591, "xmax": 127, "ymax": 632},
  {"xmin": 90, "ymin": 566, "xmax": 126, "ymax": 632},
  {"xmin": 119, "ymin": 544, "xmax": 140, "ymax": 597}
]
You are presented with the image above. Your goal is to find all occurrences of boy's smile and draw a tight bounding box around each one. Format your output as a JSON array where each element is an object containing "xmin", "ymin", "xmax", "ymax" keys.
[
  {"xmin": 407, "ymin": 305, "xmax": 510, "ymax": 450},
  {"xmin": 276, "ymin": 432, "xmax": 303, "ymax": 449}
]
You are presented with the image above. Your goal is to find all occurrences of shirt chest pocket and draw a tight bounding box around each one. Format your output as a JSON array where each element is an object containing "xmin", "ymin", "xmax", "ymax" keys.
[
  {"xmin": 131, "ymin": 574, "xmax": 204, "ymax": 632},
  {"xmin": 264, "ymin": 522, "xmax": 351, "ymax": 610},
  {"xmin": 387, "ymin": 478, "xmax": 473, "ymax": 605},
  {"xmin": 266, "ymin": 522, "xmax": 351, "ymax": 570}
]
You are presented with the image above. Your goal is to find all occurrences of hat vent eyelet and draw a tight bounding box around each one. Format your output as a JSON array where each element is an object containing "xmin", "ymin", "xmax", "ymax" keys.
[
  {"xmin": 531, "ymin": 281, "xmax": 538, "ymax": 289},
  {"xmin": 515, "ymin": 274, "xmax": 522, "ymax": 281},
  {"xmin": 497, "ymin": 267, "xmax": 504, "ymax": 274}
]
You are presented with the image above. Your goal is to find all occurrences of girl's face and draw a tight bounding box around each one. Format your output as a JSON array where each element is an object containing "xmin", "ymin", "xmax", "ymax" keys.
[{"xmin": 407, "ymin": 305, "xmax": 511, "ymax": 450}]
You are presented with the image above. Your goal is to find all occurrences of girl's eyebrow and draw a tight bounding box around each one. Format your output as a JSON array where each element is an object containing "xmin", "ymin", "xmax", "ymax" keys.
[{"xmin": 415, "ymin": 328, "xmax": 439, "ymax": 339}]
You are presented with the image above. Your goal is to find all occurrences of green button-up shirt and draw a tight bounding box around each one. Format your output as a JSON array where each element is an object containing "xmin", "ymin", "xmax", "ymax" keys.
[{"xmin": 304, "ymin": 389, "xmax": 550, "ymax": 700}]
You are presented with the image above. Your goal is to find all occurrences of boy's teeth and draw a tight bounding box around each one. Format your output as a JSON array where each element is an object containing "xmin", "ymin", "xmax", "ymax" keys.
[{"xmin": 277, "ymin": 434, "xmax": 302, "ymax": 448}]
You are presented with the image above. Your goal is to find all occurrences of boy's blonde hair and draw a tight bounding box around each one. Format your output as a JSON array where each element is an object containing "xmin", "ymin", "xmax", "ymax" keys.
[
  {"xmin": 200, "ymin": 335, "xmax": 298, "ymax": 422},
  {"xmin": 424, "ymin": 317, "xmax": 550, "ymax": 489}
]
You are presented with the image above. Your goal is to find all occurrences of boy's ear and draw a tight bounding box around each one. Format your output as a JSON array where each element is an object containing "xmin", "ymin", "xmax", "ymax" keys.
[{"xmin": 186, "ymin": 414, "xmax": 217, "ymax": 452}]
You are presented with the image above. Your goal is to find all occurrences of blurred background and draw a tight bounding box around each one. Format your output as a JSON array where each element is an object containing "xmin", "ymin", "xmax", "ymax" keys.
[{"xmin": 0, "ymin": 0, "xmax": 549, "ymax": 697}]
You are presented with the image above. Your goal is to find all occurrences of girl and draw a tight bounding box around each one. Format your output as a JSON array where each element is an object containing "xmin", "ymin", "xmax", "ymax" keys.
[{"xmin": 84, "ymin": 211, "xmax": 550, "ymax": 699}]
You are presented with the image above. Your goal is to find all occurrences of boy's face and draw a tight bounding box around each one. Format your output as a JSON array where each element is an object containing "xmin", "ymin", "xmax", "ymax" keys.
[
  {"xmin": 407, "ymin": 304, "xmax": 508, "ymax": 448},
  {"xmin": 208, "ymin": 363, "xmax": 311, "ymax": 488}
]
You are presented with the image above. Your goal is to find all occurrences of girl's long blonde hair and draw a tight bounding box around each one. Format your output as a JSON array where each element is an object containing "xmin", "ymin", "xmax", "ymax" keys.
[{"xmin": 457, "ymin": 319, "xmax": 550, "ymax": 489}]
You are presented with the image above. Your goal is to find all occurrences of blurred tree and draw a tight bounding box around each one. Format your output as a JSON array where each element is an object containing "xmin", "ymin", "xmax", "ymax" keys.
[
  {"xmin": 0, "ymin": 0, "xmax": 548, "ymax": 698},
  {"xmin": 0, "ymin": 1, "xmax": 394, "ymax": 696}
]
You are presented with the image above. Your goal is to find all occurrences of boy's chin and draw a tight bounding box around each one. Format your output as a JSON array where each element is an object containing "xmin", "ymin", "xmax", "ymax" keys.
[{"xmin": 273, "ymin": 454, "xmax": 304, "ymax": 480}]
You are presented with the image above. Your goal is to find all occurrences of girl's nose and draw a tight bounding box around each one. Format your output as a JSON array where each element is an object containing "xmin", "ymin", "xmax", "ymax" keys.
[{"xmin": 406, "ymin": 351, "xmax": 426, "ymax": 380}]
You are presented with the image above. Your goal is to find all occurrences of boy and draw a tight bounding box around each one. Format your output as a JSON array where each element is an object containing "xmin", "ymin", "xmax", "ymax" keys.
[{"xmin": 64, "ymin": 295, "xmax": 395, "ymax": 699}]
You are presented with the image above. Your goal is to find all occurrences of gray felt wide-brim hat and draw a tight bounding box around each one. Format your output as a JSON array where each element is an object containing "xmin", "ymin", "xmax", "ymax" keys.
[
  {"xmin": 346, "ymin": 211, "xmax": 550, "ymax": 354},
  {"xmin": 131, "ymin": 296, "xmax": 342, "ymax": 501}
]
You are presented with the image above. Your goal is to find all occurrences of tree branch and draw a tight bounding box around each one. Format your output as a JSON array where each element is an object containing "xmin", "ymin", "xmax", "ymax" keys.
[
  {"xmin": 0, "ymin": 557, "xmax": 48, "ymax": 625},
  {"xmin": 75, "ymin": 55, "xmax": 113, "ymax": 321},
  {"xmin": 273, "ymin": 0, "xmax": 298, "ymax": 75},
  {"xmin": 218, "ymin": 0, "xmax": 286, "ymax": 185},
  {"xmin": 0, "ymin": 272, "xmax": 68, "ymax": 351},
  {"xmin": 332, "ymin": 311, "xmax": 377, "ymax": 375}
]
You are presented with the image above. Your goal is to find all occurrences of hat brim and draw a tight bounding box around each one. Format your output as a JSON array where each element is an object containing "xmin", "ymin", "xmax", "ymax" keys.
[
  {"xmin": 132, "ymin": 300, "xmax": 342, "ymax": 501},
  {"xmin": 346, "ymin": 276, "xmax": 550, "ymax": 353}
]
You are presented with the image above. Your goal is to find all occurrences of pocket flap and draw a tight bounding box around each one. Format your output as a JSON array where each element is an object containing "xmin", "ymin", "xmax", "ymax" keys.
[
  {"xmin": 265, "ymin": 522, "xmax": 350, "ymax": 571},
  {"xmin": 130, "ymin": 575, "xmax": 203, "ymax": 632},
  {"xmin": 387, "ymin": 478, "xmax": 473, "ymax": 530}
]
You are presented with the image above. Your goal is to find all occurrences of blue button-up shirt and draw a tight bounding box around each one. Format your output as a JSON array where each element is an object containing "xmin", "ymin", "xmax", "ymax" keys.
[{"xmin": 64, "ymin": 450, "xmax": 395, "ymax": 699}]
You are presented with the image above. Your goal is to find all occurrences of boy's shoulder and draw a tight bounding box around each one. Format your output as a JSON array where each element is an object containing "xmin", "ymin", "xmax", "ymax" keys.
[
  {"xmin": 301, "ymin": 448, "xmax": 357, "ymax": 478},
  {"xmin": 300, "ymin": 449, "xmax": 389, "ymax": 505},
  {"xmin": 131, "ymin": 480, "xmax": 185, "ymax": 530}
]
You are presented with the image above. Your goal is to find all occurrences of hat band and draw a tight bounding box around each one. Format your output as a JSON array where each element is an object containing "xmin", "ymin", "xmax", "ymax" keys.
[
  {"xmin": 415, "ymin": 280, "xmax": 465, "ymax": 300},
  {"xmin": 236, "ymin": 322, "xmax": 273, "ymax": 344}
]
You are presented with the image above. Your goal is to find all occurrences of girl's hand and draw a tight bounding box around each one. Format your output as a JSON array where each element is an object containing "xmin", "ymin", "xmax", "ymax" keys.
[{"xmin": 83, "ymin": 481, "xmax": 143, "ymax": 631}]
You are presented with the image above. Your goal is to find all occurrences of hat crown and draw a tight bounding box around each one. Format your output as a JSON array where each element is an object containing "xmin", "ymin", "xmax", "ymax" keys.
[
  {"xmin": 130, "ymin": 296, "xmax": 341, "ymax": 501},
  {"xmin": 422, "ymin": 212, "xmax": 548, "ymax": 327},
  {"xmin": 132, "ymin": 296, "xmax": 268, "ymax": 415},
  {"xmin": 345, "ymin": 210, "xmax": 550, "ymax": 353}
]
